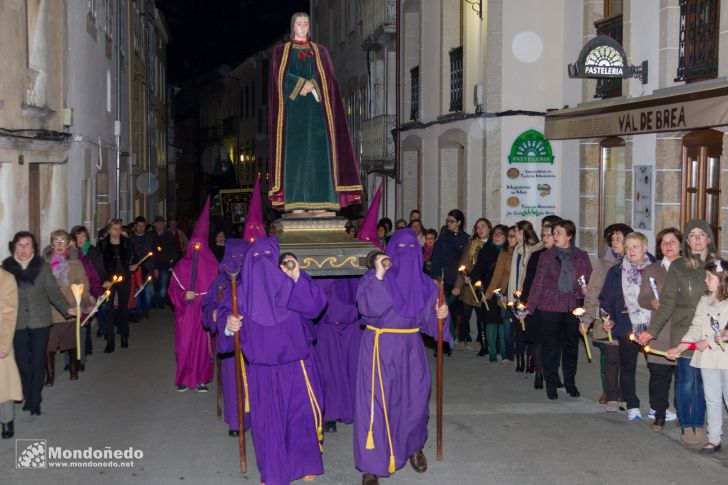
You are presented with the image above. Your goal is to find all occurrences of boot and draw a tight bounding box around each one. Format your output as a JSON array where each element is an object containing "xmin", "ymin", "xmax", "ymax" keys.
[
  {"xmin": 362, "ymin": 473, "xmax": 379, "ymax": 485},
  {"xmin": 121, "ymin": 336, "xmax": 129, "ymax": 348},
  {"xmin": 44, "ymin": 351, "xmax": 55, "ymax": 386},
  {"xmin": 104, "ymin": 338, "xmax": 115, "ymax": 354},
  {"xmin": 1, "ymin": 421, "xmax": 14, "ymax": 439},
  {"xmin": 526, "ymin": 352, "xmax": 534, "ymax": 374},
  {"xmin": 680, "ymin": 427, "xmax": 699, "ymax": 445},
  {"xmin": 534, "ymin": 373, "xmax": 543, "ymax": 389},
  {"xmin": 68, "ymin": 349, "xmax": 79, "ymax": 380},
  {"xmin": 515, "ymin": 353, "xmax": 525, "ymax": 372},
  {"xmin": 476, "ymin": 322, "xmax": 487, "ymax": 356},
  {"xmin": 694, "ymin": 427, "xmax": 707, "ymax": 444}
]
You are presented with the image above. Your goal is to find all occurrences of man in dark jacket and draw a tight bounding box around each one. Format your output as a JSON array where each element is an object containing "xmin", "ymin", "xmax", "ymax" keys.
[
  {"xmin": 150, "ymin": 216, "xmax": 178, "ymax": 309},
  {"xmin": 129, "ymin": 216, "xmax": 155, "ymax": 320}
]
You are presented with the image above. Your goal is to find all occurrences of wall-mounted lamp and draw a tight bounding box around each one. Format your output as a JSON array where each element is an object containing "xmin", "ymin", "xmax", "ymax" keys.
[{"xmin": 464, "ymin": 0, "xmax": 482, "ymax": 19}]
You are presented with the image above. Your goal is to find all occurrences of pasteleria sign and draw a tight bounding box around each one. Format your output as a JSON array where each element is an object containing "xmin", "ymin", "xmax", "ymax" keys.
[{"xmin": 568, "ymin": 35, "xmax": 647, "ymax": 84}]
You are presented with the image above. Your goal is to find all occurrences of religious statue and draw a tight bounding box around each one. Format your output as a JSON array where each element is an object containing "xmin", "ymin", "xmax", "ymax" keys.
[{"xmin": 268, "ymin": 12, "xmax": 363, "ymax": 212}]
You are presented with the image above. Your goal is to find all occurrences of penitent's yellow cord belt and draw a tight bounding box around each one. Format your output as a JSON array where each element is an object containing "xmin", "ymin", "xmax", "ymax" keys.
[
  {"xmin": 364, "ymin": 325, "xmax": 419, "ymax": 474},
  {"xmin": 300, "ymin": 360, "xmax": 324, "ymax": 452}
]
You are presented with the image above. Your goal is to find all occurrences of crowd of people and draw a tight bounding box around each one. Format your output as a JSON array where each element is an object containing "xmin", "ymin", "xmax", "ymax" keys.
[
  {"xmin": 0, "ymin": 215, "xmax": 190, "ymax": 440},
  {"xmin": 2, "ymin": 201, "xmax": 728, "ymax": 484}
]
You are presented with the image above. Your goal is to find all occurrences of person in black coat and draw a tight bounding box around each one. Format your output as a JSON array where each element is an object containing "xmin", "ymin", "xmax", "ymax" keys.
[
  {"xmin": 430, "ymin": 209, "xmax": 470, "ymax": 351},
  {"xmin": 98, "ymin": 219, "xmax": 138, "ymax": 353}
]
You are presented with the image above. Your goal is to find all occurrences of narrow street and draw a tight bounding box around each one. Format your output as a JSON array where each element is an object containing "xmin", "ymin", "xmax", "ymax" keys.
[{"xmin": 3, "ymin": 307, "xmax": 726, "ymax": 484}]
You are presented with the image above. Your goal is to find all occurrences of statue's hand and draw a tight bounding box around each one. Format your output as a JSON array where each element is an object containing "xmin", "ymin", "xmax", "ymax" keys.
[{"xmin": 301, "ymin": 80, "xmax": 315, "ymax": 96}]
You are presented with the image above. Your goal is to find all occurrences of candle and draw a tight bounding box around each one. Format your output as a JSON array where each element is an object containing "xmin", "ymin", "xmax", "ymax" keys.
[
  {"xmin": 508, "ymin": 301, "xmax": 527, "ymax": 331},
  {"xmin": 137, "ymin": 251, "xmax": 154, "ymax": 266},
  {"xmin": 512, "ymin": 290, "xmax": 522, "ymax": 304},
  {"xmin": 134, "ymin": 275, "xmax": 154, "ymax": 298},
  {"xmin": 81, "ymin": 289, "xmax": 111, "ymax": 327},
  {"xmin": 189, "ymin": 242, "xmax": 201, "ymax": 301},
  {"xmin": 71, "ymin": 283, "xmax": 85, "ymax": 360},
  {"xmin": 474, "ymin": 281, "xmax": 489, "ymax": 311},
  {"xmin": 648, "ymin": 277, "xmax": 660, "ymax": 300},
  {"xmin": 458, "ymin": 265, "xmax": 478, "ymax": 301},
  {"xmin": 572, "ymin": 307, "xmax": 592, "ymax": 361},
  {"xmin": 599, "ymin": 308, "xmax": 613, "ymax": 344},
  {"xmin": 643, "ymin": 345, "xmax": 669, "ymax": 358}
]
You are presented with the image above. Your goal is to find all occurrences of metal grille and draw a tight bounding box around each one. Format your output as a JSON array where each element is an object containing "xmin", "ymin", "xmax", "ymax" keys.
[
  {"xmin": 449, "ymin": 46, "xmax": 463, "ymax": 112},
  {"xmin": 675, "ymin": 0, "xmax": 719, "ymax": 82},
  {"xmin": 410, "ymin": 66, "xmax": 419, "ymax": 121},
  {"xmin": 594, "ymin": 15, "xmax": 623, "ymax": 99}
]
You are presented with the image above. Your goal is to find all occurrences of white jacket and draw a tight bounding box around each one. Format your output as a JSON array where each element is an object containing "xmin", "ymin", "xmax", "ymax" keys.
[{"xmin": 683, "ymin": 294, "xmax": 728, "ymax": 370}]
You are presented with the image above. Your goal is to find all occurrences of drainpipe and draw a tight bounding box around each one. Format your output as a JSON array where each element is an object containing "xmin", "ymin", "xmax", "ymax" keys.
[
  {"xmin": 395, "ymin": 0, "xmax": 401, "ymax": 216},
  {"xmin": 115, "ymin": 0, "xmax": 122, "ymax": 218}
]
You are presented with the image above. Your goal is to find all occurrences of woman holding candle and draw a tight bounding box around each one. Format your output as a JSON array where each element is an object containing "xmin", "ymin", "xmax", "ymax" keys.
[
  {"xmin": 453, "ymin": 218, "xmax": 492, "ymax": 354},
  {"xmin": 430, "ymin": 209, "xmax": 470, "ymax": 351},
  {"xmin": 484, "ymin": 226, "xmax": 518, "ymax": 367},
  {"xmin": 526, "ymin": 220, "xmax": 591, "ymax": 400},
  {"xmin": 42, "ymin": 230, "xmax": 93, "ymax": 383},
  {"xmin": 470, "ymin": 225, "xmax": 509, "ymax": 362},
  {"xmin": 2, "ymin": 232, "xmax": 75, "ymax": 416},
  {"xmin": 583, "ymin": 223, "xmax": 632, "ymax": 408},
  {"xmin": 637, "ymin": 228, "xmax": 682, "ymax": 431},
  {"xmin": 99, "ymin": 219, "xmax": 136, "ymax": 353},
  {"xmin": 522, "ymin": 217, "xmax": 559, "ymax": 389},
  {"xmin": 0, "ymin": 267, "xmax": 20, "ymax": 439},
  {"xmin": 599, "ymin": 232, "xmax": 655, "ymax": 421},
  {"xmin": 639, "ymin": 219, "xmax": 716, "ymax": 445},
  {"xmin": 422, "ymin": 229, "xmax": 437, "ymax": 276},
  {"xmin": 667, "ymin": 259, "xmax": 728, "ymax": 452}
]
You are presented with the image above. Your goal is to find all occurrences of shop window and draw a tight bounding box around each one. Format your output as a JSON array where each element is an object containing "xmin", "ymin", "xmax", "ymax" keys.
[
  {"xmin": 599, "ymin": 137, "xmax": 627, "ymax": 254},
  {"xmin": 681, "ymin": 130, "xmax": 722, "ymax": 248},
  {"xmin": 676, "ymin": 0, "xmax": 719, "ymax": 83}
]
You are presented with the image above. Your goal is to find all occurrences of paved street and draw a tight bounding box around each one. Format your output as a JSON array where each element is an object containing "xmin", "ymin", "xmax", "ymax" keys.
[{"xmin": 3, "ymin": 307, "xmax": 727, "ymax": 484}]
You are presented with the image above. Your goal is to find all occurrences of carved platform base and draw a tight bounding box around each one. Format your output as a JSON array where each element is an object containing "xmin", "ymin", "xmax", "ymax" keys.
[{"xmin": 273, "ymin": 216, "xmax": 376, "ymax": 277}]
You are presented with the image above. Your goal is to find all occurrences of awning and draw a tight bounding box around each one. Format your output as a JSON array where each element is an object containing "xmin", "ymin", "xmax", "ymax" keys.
[{"xmin": 544, "ymin": 81, "xmax": 728, "ymax": 140}]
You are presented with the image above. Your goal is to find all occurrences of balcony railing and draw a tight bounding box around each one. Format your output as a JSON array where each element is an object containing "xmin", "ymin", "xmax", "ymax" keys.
[
  {"xmin": 675, "ymin": 0, "xmax": 719, "ymax": 82},
  {"xmin": 362, "ymin": 0, "xmax": 396, "ymax": 44},
  {"xmin": 449, "ymin": 46, "xmax": 463, "ymax": 112},
  {"xmin": 410, "ymin": 66, "xmax": 420, "ymax": 121},
  {"xmin": 594, "ymin": 15, "xmax": 623, "ymax": 99},
  {"xmin": 361, "ymin": 115, "xmax": 395, "ymax": 169}
]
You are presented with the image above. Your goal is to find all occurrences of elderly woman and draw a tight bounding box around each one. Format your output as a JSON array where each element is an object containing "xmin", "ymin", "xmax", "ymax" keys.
[
  {"xmin": 639, "ymin": 219, "xmax": 716, "ymax": 445},
  {"xmin": 599, "ymin": 232, "xmax": 655, "ymax": 421},
  {"xmin": 43, "ymin": 230, "xmax": 94, "ymax": 383},
  {"xmin": 638, "ymin": 228, "xmax": 682, "ymax": 431},
  {"xmin": 526, "ymin": 220, "xmax": 592, "ymax": 400},
  {"xmin": 2, "ymin": 232, "xmax": 74, "ymax": 416},
  {"xmin": 0, "ymin": 267, "xmax": 20, "ymax": 439}
]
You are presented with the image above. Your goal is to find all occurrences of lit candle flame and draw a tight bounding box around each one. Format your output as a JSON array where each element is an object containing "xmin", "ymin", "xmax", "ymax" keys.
[
  {"xmin": 157, "ymin": 246, "xmax": 162, "ymax": 252},
  {"xmin": 572, "ymin": 307, "xmax": 586, "ymax": 317},
  {"xmin": 194, "ymin": 242, "xmax": 201, "ymax": 250},
  {"xmin": 458, "ymin": 265, "xmax": 466, "ymax": 272},
  {"xmin": 474, "ymin": 281, "xmax": 482, "ymax": 287}
]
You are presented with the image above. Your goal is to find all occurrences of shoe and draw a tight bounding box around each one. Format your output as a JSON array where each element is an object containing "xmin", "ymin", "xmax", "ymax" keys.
[
  {"xmin": 598, "ymin": 394, "xmax": 607, "ymax": 405},
  {"xmin": 627, "ymin": 408, "xmax": 642, "ymax": 422},
  {"xmin": 362, "ymin": 473, "xmax": 379, "ymax": 485},
  {"xmin": 177, "ymin": 385, "xmax": 188, "ymax": 392},
  {"xmin": 498, "ymin": 359, "xmax": 512, "ymax": 368},
  {"xmin": 129, "ymin": 314, "xmax": 140, "ymax": 323},
  {"xmin": 694, "ymin": 427, "xmax": 707, "ymax": 444},
  {"xmin": 606, "ymin": 401, "xmax": 619, "ymax": 412},
  {"xmin": 534, "ymin": 374, "xmax": 543, "ymax": 390},
  {"xmin": 547, "ymin": 388, "xmax": 558, "ymax": 400},
  {"xmin": 104, "ymin": 340, "xmax": 115, "ymax": 353},
  {"xmin": 477, "ymin": 347, "xmax": 487, "ymax": 357},
  {"xmin": 79, "ymin": 363, "xmax": 85, "ymax": 372},
  {"xmin": 681, "ymin": 427, "xmax": 699, "ymax": 445},
  {"xmin": 652, "ymin": 417, "xmax": 665, "ymax": 432},
  {"xmin": 409, "ymin": 449, "xmax": 427, "ymax": 473},
  {"xmin": 489, "ymin": 356, "xmax": 498, "ymax": 362},
  {"xmin": 195, "ymin": 384, "xmax": 209, "ymax": 392},
  {"xmin": 566, "ymin": 386, "xmax": 580, "ymax": 398},
  {"xmin": 30, "ymin": 408, "xmax": 41, "ymax": 416},
  {"xmin": 464, "ymin": 342, "xmax": 474, "ymax": 351},
  {"xmin": 121, "ymin": 337, "xmax": 128, "ymax": 348},
  {"xmin": 515, "ymin": 355, "xmax": 525, "ymax": 372},
  {"xmin": 22, "ymin": 402, "xmax": 31, "ymax": 412},
  {"xmin": 228, "ymin": 429, "xmax": 239, "ymax": 437},
  {"xmin": 44, "ymin": 351, "xmax": 55, "ymax": 386},
  {"xmin": 96, "ymin": 328, "xmax": 103, "ymax": 338},
  {"xmin": 700, "ymin": 443, "xmax": 721, "ymax": 453},
  {"xmin": 324, "ymin": 421, "xmax": 337, "ymax": 433},
  {"xmin": 557, "ymin": 379, "xmax": 564, "ymax": 389},
  {"xmin": 526, "ymin": 355, "xmax": 534, "ymax": 374},
  {"xmin": 68, "ymin": 349, "xmax": 79, "ymax": 380},
  {"xmin": 455, "ymin": 341, "xmax": 465, "ymax": 351},
  {"xmin": 1, "ymin": 421, "xmax": 14, "ymax": 439},
  {"xmin": 647, "ymin": 408, "xmax": 678, "ymax": 421}
]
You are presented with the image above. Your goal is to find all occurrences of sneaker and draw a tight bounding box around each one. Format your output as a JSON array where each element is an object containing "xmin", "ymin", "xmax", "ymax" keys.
[
  {"xmin": 498, "ymin": 359, "xmax": 513, "ymax": 368},
  {"xmin": 648, "ymin": 408, "xmax": 678, "ymax": 421},
  {"xmin": 177, "ymin": 385, "xmax": 188, "ymax": 392},
  {"xmin": 195, "ymin": 384, "xmax": 209, "ymax": 393},
  {"xmin": 606, "ymin": 401, "xmax": 619, "ymax": 412},
  {"xmin": 627, "ymin": 408, "xmax": 642, "ymax": 422},
  {"xmin": 464, "ymin": 342, "xmax": 474, "ymax": 351}
]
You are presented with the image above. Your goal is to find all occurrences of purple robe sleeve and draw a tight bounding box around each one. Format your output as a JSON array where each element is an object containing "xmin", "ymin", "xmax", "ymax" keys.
[
  {"xmin": 416, "ymin": 290, "xmax": 453, "ymax": 342},
  {"xmin": 286, "ymin": 272, "xmax": 327, "ymax": 320},
  {"xmin": 201, "ymin": 280, "xmax": 219, "ymax": 334},
  {"xmin": 356, "ymin": 271, "xmax": 394, "ymax": 319},
  {"xmin": 213, "ymin": 284, "xmax": 237, "ymax": 354}
]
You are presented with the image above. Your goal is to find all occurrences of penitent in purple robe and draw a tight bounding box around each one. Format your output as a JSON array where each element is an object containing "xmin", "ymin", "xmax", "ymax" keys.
[
  {"xmin": 314, "ymin": 277, "xmax": 362, "ymax": 424},
  {"xmin": 201, "ymin": 239, "xmax": 250, "ymax": 432},
  {"xmin": 217, "ymin": 237, "xmax": 328, "ymax": 485},
  {"xmin": 354, "ymin": 229, "xmax": 451, "ymax": 477},
  {"xmin": 169, "ymin": 197, "xmax": 217, "ymax": 388}
]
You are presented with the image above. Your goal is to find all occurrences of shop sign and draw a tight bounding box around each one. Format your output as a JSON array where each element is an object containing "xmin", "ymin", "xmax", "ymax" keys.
[{"xmin": 568, "ymin": 35, "xmax": 647, "ymax": 83}]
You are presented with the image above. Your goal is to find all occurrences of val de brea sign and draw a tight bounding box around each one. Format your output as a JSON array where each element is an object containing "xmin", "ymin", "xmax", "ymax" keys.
[
  {"xmin": 568, "ymin": 35, "xmax": 647, "ymax": 83},
  {"xmin": 503, "ymin": 130, "xmax": 557, "ymax": 221}
]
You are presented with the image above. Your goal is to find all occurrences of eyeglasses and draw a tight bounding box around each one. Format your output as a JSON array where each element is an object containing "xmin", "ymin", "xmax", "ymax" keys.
[
  {"xmin": 492, "ymin": 232, "xmax": 504, "ymax": 237},
  {"xmin": 446, "ymin": 218, "xmax": 457, "ymax": 224},
  {"xmin": 52, "ymin": 239, "xmax": 67, "ymax": 246}
]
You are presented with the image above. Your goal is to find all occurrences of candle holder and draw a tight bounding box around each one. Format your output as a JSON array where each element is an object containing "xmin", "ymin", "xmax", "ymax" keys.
[
  {"xmin": 648, "ymin": 277, "xmax": 660, "ymax": 300},
  {"xmin": 599, "ymin": 308, "xmax": 613, "ymax": 343},
  {"xmin": 507, "ymin": 301, "xmax": 528, "ymax": 331},
  {"xmin": 572, "ymin": 307, "xmax": 592, "ymax": 361},
  {"xmin": 710, "ymin": 316, "xmax": 726, "ymax": 351},
  {"xmin": 71, "ymin": 283, "xmax": 85, "ymax": 360},
  {"xmin": 458, "ymin": 265, "xmax": 478, "ymax": 301},
  {"xmin": 629, "ymin": 333, "xmax": 669, "ymax": 357}
]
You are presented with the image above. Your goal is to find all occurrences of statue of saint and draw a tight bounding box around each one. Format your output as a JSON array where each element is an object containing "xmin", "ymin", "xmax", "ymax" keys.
[{"xmin": 268, "ymin": 12, "xmax": 362, "ymax": 212}]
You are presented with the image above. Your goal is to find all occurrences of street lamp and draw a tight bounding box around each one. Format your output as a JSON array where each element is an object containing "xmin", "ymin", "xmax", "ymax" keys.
[{"xmin": 218, "ymin": 64, "xmax": 241, "ymax": 184}]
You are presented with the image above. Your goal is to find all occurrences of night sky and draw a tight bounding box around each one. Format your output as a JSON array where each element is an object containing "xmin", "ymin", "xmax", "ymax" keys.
[{"xmin": 158, "ymin": 0, "xmax": 309, "ymax": 83}]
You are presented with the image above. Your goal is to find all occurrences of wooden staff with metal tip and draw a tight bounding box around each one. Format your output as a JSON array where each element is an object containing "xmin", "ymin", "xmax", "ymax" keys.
[
  {"xmin": 216, "ymin": 285, "xmax": 223, "ymax": 420},
  {"xmin": 227, "ymin": 263, "xmax": 247, "ymax": 473},
  {"xmin": 436, "ymin": 269, "xmax": 445, "ymax": 461}
]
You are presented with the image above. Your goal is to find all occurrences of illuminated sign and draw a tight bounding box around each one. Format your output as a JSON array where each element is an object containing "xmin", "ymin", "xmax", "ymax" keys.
[{"xmin": 568, "ymin": 35, "xmax": 647, "ymax": 83}]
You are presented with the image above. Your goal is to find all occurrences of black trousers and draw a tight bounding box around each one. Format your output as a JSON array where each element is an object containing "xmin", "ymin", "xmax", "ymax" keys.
[
  {"xmin": 617, "ymin": 334, "xmax": 641, "ymax": 409},
  {"xmin": 13, "ymin": 326, "xmax": 51, "ymax": 411},
  {"xmin": 461, "ymin": 304, "xmax": 486, "ymax": 340},
  {"xmin": 648, "ymin": 362, "xmax": 676, "ymax": 419},
  {"xmin": 445, "ymin": 284, "xmax": 466, "ymax": 341},
  {"xmin": 107, "ymin": 282, "xmax": 130, "ymax": 341},
  {"xmin": 540, "ymin": 310, "xmax": 580, "ymax": 390}
]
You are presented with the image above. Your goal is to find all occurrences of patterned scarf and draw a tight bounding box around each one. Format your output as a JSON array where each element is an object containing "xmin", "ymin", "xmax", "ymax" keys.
[
  {"xmin": 621, "ymin": 256, "xmax": 651, "ymax": 335},
  {"xmin": 50, "ymin": 252, "xmax": 70, "ymax": 286}
]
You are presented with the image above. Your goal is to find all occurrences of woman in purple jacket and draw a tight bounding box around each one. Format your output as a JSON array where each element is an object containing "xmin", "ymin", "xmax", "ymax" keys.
[{"xmin": 526, "ymin": 220, "xmax": 592, "ymax": 400}]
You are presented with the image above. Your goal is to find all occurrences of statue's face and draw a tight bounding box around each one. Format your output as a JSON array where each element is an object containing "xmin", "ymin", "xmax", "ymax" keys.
[{"xmin": 293, "ymin": 16, "xmax": 309, "ymax": 40}]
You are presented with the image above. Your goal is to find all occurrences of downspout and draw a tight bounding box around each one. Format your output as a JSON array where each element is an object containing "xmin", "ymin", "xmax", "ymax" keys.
[
  {"xmin": 395, "ymin": 0, "xmax": 401, "ymax": 213},
  {"xmin": 115, "ymin": 0, "xmax": 122, "ymax": 218}
]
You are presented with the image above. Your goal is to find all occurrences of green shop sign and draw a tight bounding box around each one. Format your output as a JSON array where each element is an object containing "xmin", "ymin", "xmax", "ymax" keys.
[{"xmin": 508, "ymin": 129, "xmax": 554, "ymax": 164}]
